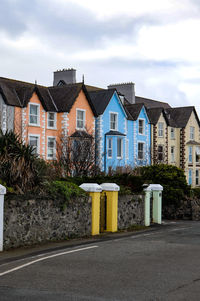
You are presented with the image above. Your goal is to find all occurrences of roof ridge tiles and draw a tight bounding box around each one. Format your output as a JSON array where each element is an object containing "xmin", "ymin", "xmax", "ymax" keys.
[{"xmin": 0, "ymin": 76, "xmax": 46, "ymax": 88}]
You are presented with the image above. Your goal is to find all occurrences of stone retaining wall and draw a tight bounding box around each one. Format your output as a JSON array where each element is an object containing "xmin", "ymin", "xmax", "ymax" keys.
[
  {"xmin": 162, "ymin": 197, "xmax": 200, "ymax": 220},
  {"xmin": 118, "ymin": 194, "xmax": 145, "ymax": 229},
  {"xmin": 4, "ymin": 196, "xmax": 91, "ymax": 250},
  {"xmin": 3, "ymin": 193, "xmax": 145, "ymax": 250}
]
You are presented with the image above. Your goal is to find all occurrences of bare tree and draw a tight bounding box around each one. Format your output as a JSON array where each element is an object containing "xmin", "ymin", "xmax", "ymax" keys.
[{"xmin": 57, "ymin": 131, "xmax": 99, "ymax": 177}]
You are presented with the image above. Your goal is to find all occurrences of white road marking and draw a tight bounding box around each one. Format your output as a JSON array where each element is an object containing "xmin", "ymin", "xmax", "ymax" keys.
[{"xmin": 0, "ymin": 245, "xmax": 98, "ymax": 277}]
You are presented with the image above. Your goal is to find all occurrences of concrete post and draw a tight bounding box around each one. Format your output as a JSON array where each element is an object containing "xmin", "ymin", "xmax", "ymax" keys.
[
  {"xmin": 153, "ymin": 190, "xmax": 162, "ymax": 224},
  {"xmin": 144, "ymin": 189, "xmax": 151, "ymax": 227},
  {"xmin": 100, "ymin": 183, "xmax": 120, "ymax": 232},
  {"xmin": 0, "ymin": 185, "xmax": 6, "ymax": 252},
  {"xmin": 79, "ymin": 183, "xmax": 102, "ymax": 235}
]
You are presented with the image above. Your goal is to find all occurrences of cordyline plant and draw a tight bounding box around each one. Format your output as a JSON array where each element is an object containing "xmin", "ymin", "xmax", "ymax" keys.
[{"xmin": 0, "ymin": 130, "xmax": 44, "ymax": 193}]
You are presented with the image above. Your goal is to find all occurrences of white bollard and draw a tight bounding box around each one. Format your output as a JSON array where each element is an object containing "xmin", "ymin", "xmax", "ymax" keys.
[{"xmin": 0, "ymin": 185, "xmax": 6, "ymax": 251}]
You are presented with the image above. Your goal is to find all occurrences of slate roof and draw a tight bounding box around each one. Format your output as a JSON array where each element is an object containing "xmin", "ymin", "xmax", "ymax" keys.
[
  {"xmin": 0, "ymin": 77, "xmax": 36, "ymax": 107},
  {"xmin": 135, "ymin": 96, "xmax": 171, "ymax": 109},
  {"xmin": 124, "ymin": 103, "xmax": 144, "ymax": 121},
  {"xmin": 70, "ymin": 130, "xmax": 93, "ymax": 139},
  {"xmin": 105, "ymin": 130, "xmax": 126, "ymax": 136},
  {"xmin": 146, "ymin": 107, "xmax": 164, "ymax": 125},
  {"xmin": 88, "ymin": 89, "xmax": 116, "ymax": 115},
  {"xmin": 186, "ymin": 140, "xmax": 200, "ymax": 145},
  {"xmin": 0, "ymin": 77, "xmax": 97, "ymax": 115},
  {"xmin": 164, "ymin": 107, "xmax": 200, "ymax": 128}
]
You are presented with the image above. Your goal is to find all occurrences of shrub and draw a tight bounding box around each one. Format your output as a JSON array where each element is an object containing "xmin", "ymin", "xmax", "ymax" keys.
[
  {"xmin": 0, "ymin": 130, "xmax": 50, "ymax": 193},
  {"xmin": 45, "ymin": 180, "xmax": 87, "ymax": 202},
  {"xmin": 140, "ymin": 164, "xmax": 190, "ymax": 207}
]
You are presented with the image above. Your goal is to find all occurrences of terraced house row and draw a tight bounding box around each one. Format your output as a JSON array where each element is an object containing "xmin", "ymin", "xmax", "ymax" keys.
[{"xmin": 0, "ymin": 68, "xmax": 200, "ymax": 187}]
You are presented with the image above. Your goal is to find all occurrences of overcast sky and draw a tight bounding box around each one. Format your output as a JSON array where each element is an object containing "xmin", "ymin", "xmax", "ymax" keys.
[{"xmin": 1, "ymin": 0, "xmax": 200, "ymax": 112}]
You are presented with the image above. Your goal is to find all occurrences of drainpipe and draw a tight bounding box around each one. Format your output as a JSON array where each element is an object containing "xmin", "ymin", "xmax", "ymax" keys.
[{"xmin": 104, "ymin": 134, "xmax": 106, "ymax": 173}]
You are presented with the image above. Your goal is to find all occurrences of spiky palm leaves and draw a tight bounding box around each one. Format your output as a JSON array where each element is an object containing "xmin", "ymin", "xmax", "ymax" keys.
[{"xmin": 0, "ymin": 130, "xmax": 39, "ymax": 193}]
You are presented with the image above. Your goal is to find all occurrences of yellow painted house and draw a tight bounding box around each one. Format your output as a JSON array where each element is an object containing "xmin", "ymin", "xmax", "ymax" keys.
[
  {"xmin": 164, "ymin": 107, "xmax": 200, "ymax": 187},
  {"xmin": 147, "ymin": 105, "xmax": 200, "ymax": 187}
]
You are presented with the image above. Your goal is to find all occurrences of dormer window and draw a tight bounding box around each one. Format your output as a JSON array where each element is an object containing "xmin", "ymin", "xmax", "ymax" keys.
[
  {"xmin": 47, "ymin": 112, "xmax": 56, "ymax": 129},
  {"xmin": 29, "ymin": 104, "xmax": 40, "ymax": 126},
  {"xmin": 139, "ymin": 119, "xmax": 144, "ymax": 134},
  {"xmin": 171, "ymin": 127, "xmax": 175, "ymax": 139},
  {"xmin": 190, "ymin": 126, "xmax": 195, "ymax": 140},
  {"xmin": 76, "ymin": 109, "xmax": 85, "ymax": 130},
  {"xmin": 158, "ymin": 122, "xmax": 164, "ymax": 137},
  {"xmin": 110, "ymin": 113, "xmax": 118, "ymax": 130}
]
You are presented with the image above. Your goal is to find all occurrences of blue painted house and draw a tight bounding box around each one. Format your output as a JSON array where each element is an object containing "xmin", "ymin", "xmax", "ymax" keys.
[
  {"xmin": 89, "ymin": 89, "xmax": 128, "ymax": 173},
  {"xmin": 124, "ymin": 103, "xmax": 151, "ymax": 167}
]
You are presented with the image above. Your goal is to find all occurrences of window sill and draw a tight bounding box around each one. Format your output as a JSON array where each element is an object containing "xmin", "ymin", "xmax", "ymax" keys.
[
  {"xmin": 47, "ymin": 127, "xmax": 57, "ymax": 130},
  {"xmin": 46, "ymin": 157, "xmax": 57, "ymax": 160},
  {"xmin": 76, "ymin": 127, "xmax": 86, "ymax": 131},
  {"xmin": 29, "ymin": 123, "xmax": 40, "ymax": 127}
]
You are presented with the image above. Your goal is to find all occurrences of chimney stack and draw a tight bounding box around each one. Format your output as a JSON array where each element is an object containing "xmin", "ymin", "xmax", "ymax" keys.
[
  {"xmin": 53, "ymin": 68, "xmax": 76, "ymax": 86},
  {"xmin": 108, "ymin": 82, "xmax": 135, "ymax": 104}
]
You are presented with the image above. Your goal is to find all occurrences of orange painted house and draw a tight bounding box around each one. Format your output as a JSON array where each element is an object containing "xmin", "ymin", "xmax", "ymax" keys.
[{"xmin": 0, "ymin": 75, "xmax": 97, "ymax": 160}]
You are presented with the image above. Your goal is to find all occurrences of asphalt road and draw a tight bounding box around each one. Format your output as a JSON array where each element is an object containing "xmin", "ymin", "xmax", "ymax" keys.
[{"xmin": 1, "ymin": 221, "xmax": 200, "ymax": 300}]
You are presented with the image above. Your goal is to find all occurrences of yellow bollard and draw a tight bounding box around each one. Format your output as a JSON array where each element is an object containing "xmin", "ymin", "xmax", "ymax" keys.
[
  {"xmin": 100, "ymin": 183, "xmax": 120, "ymax": 232},
  {"xmin": 79, "ymin": 183, "xmax": 102, "ymax": 235}
]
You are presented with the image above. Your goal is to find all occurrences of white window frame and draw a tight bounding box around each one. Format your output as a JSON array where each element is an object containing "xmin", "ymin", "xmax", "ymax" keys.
[
  {"xmin": 171, "ymin": 127, "xmax": 175, "ymax": 139},
  {"xmin": 47, "ymin": 136, "xmax": 56, "ymax": 160},
  {"xmin": 138, "ymin": 119, "xmax": 145, "ymax": 135},
  {"xmin": 76, "ymin": 109, "xmax": 86, "ymax": 130},
  {"xmin": 107, "ymin": 138, "xmax": 113, "ymax": 158},
  {"xmin": 117, "ymin": 138, "xmax": 123, "ymax": 159},
  {"xmin": 29, "ymin": 103, "xmax": 40, "ymax": 126},
  {"xmin": 158, "ymin": 144, "xmax": 164, "ymax": 161},
  {"xmin": 189, "ymin": 146, "xmax": 193, "ymax": 163},
  {"xmin": 158, "ymin": 122, "xmax": 164, "ymax": 137},
  {"xmin": 171, "ymin": 146, "xmax": 175, "ymax": 163},
  {"xmin": 138, "ymin": 142, "xmax": 145, "ymax": 160},
  {"xmin": 110, "ymin": 112, "xmax": 118, "ymax": 131},
  {"xmin": 190, "ymin": 126, "xmax": 195, "ymax": 140},
  {"xmin": 28, "ymin": 134, "xmax": 40, "ymax": 155},
  {"xmin": 47, "ymin": 112, "xmax": 57, "ymax": 129}
]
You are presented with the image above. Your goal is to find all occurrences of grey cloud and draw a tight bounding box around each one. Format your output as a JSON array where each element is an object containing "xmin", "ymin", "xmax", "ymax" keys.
[{"xmin": 0, "ymin": 0, "xmax": 170, "ymax": 50}]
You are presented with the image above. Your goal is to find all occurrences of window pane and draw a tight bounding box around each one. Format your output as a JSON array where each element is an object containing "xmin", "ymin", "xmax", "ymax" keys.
[
  {"xmin": 158, "ymin": 123, "xmax": 163, "ymax": 137},
  {"xmin": 47, "ymin": 138, "xmax": 56, "ymax": 158},
  {"xmin": 77, "ymin": 110, "xmax": 85, "ymax": 129},
  {"xmin": 48, "ymin": 113, "xmax": 55, "ymax": 128},
  {"xmin": 117, "ymin": 138, "xmax": 122, "ymax": 157},
  {"xmin": 138, "ymin": 143, "xmax": 144, "ymax": 159},
  {"xmin": 29, "ymin": 136, "xmax": 38, "ymax": 154},
  {"xmin": 108, "ymin": 138, "xmax": 112, "ymax": 158},
  {"xmin": 30, "ymin": 115, "xmax": 37, "ymax": 124},
  {"xmin": 139, "ymin": 120, "xmax": 144, "ymax": 134},
  {"xmin": 189, "ymin": 146, "xmax": 193, "ymax": 163},
  {"xmin": 196, "ymin": 170, "xmax": 199, "ymax": 185},
  {"xmin": 158, "ymin": 145, "xmax": 164, "ymax": 161},
  {"xmin": 110, "ymin": 113, "xmax": 117, "ymax": 130},
  {"xmin": 30, "ymin": 105, "xmax": 38, "ymax": 115},
  {"xmin": 29, "ymin": 105, "xmax": 38, "ymax": 125}
]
